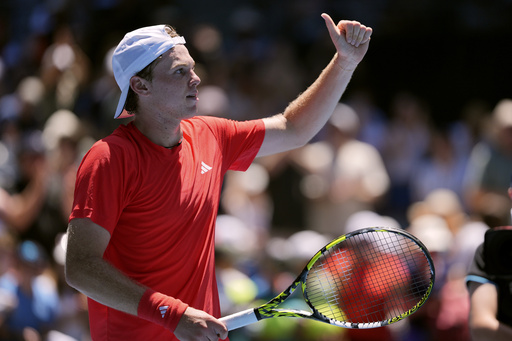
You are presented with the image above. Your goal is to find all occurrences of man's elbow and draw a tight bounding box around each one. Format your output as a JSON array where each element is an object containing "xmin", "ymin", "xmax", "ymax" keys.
[
  {"xmin": 469, "ymin": 316, "xmax": 501, "ymax": 340},
  {"xmin": 280, "ymin": 120, "xmax": 313, "ymax": 150},
  {"xmin": 64, "ymin": 259, "xmax": 79, "ymax": 289}
]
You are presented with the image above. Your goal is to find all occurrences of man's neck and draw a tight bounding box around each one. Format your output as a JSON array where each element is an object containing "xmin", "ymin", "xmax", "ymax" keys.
[{"xmin": 133, "ymin": 114, "xmax": 183, "ymax": 148}]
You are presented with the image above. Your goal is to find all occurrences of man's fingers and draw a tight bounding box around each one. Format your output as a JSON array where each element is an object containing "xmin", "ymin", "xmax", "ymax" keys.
[
  {"xmin": 321, "ymin": 13, "xmax": 336, "ymax": 29},
  {"xmin": 217, "ymin": 329, "xmax": 228, "ymax": 340},
  {"xmin": 322, "ymin": 14, "xmax": 372, "ymax": 47},
  {"xmin": 321, "ymin": 13, "xmax": 339, "ymax": 41},
  {"xmin": 361, "ymin": 28, "xmax": 373, "ymax": 44},
  {"xmin": 343, "ymin": 21, "xmax": 356, "ymax": 44},
  {"xmin": 215, "ymin": 321, "xmax": 228, "ymax": 340},
  {"xmin": 211, "ymin": 330, "xmax": 227, "ymax": 341},
  {"xmin": 353, "ymin": 25, "xmax": 369, "ymax": 47},
  {"xmin": 341, "ymin": 21, "xmax": 372, "ymax": 46}
]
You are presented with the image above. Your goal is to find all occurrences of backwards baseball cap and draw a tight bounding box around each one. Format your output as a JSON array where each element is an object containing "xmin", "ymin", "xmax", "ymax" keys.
[{"xmin": 112, "ymin": 25, "xmax": 186, "ymax": 119}]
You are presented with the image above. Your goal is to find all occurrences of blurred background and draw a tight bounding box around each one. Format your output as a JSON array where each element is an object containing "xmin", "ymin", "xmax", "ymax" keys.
[{"xmin": 0, "ymin": 0, "xmax": 511, "ymax": 340}]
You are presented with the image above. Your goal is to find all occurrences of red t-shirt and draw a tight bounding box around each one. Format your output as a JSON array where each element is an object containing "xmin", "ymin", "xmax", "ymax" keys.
[{"xmin": 69, "ymin": 117, "xmax": 265, "ymax": 340}]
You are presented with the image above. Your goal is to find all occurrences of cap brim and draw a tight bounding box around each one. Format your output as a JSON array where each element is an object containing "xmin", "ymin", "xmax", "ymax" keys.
[{"xmin": 114, "ymin": 85, "xmax": 134, "ymax": 119}]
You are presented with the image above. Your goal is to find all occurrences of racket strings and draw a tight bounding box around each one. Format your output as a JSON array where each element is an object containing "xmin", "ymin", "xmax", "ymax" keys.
[{"xmin": 305, "ymin": 231, "xmax": 432, "ymax": 325}]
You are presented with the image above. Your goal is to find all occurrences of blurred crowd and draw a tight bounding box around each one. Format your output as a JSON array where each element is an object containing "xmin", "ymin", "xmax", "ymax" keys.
[{"xmin": 0, "ymin": 0, "xmax": 511, "ymax": 340}]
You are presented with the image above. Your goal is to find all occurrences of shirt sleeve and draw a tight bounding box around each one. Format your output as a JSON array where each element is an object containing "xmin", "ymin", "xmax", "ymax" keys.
[
  {"xmin": 466, "ymin": 243, "xmax": 496, "ymax": 286},
  {"xmin": 69, "ymin": 140, "xmax": 128, "ymax": 234}
]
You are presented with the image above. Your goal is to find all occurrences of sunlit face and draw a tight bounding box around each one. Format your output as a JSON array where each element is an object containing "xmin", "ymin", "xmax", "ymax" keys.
[{"xmin": 145, "ymin": 45, "xmax": 201, "ymax": 121}]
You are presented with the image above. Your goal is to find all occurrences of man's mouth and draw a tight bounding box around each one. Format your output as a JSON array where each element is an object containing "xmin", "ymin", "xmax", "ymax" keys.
[{"xmin": 187, "ymin": 92, "xmax": 198, "ymax": 100}]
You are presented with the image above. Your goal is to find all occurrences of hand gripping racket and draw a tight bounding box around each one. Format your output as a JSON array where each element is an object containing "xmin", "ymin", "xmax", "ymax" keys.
[{"xmin": 220, "ymin": 227, "xmax": 435, "ymax": 330}]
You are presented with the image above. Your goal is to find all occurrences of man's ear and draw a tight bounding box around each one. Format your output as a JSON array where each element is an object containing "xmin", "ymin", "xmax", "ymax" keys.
[{"xmin": 130, "ymin": 76, "xmax": 150, "ymax": 96}]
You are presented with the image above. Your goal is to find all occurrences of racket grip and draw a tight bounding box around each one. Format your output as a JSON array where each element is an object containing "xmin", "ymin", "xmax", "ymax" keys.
[{"xmin": 219, "ymin": 308, "xmax": 259, "ymax": 331}]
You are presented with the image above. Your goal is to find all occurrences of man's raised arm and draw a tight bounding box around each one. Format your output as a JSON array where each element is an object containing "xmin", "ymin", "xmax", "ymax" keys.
[{"xmin": 258, "ymin": 13, "xmax": 372, "ymax": 157}]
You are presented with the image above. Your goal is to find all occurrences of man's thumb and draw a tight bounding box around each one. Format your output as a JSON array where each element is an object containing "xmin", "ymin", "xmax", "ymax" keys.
[{"xmin": 321, "ymin": 13, "xmax": 339, "ymax": 40}]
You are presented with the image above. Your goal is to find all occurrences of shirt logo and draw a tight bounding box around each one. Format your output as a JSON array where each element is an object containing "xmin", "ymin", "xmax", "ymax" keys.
[
  {"xmin": 201, "ymin": 161, "xmax": 212, "ymax": 174},
  {"xmin": 159, "ymin": 306, "xmax": 169, "ymax": 318}
]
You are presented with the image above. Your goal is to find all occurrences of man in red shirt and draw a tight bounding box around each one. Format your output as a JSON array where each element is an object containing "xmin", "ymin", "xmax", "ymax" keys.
[{"xmin": 65, "ymin": 13, "xmax": 372, "ymax": 341}]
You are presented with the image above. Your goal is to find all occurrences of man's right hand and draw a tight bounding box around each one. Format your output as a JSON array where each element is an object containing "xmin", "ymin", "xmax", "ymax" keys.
[{"xmin": 174, "ymin": 306, "xmax": 228, "ymax": 341}]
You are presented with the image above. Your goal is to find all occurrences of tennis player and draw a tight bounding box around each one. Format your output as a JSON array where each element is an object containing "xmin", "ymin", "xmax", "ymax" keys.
[{"xmin": 65, "ymin": 13, "xmax": 372, "ymax": 341}]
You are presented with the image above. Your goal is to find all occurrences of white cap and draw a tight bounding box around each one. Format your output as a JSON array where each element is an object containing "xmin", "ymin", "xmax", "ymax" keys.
[{"xmin": 112, "ymin": 25, "xmax": 186, "ymax": 119}]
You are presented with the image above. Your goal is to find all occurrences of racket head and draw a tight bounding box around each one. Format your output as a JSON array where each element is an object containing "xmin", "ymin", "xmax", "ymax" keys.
[{"xmin": 302, "ymin": 226, "xmax": 435, "ymax": 329}]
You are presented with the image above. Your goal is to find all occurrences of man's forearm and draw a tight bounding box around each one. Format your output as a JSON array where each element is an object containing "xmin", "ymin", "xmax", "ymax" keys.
[
  {"xmin": 283, "ymin": 53, "xmax": 355, "ymax": 145},
  {"xmin": 65, "ymin": 218, "xmax": 193, "ymax": 335},
  {"xmin": 66, "ymin": 251, "xmax": 190, "ymax": 333},
  {"xmin": 257, "ymin": 16, "xmax": 371, "ymax": 157},
  {"xmin": 282, "ymin": 13, "xmax": 372, "ymax": 145},
  {"xmin": 469, "ymin": 282, "xmax": 512, "ymax": 341},
  {"xmin": 259, "ymin": 53, "xmax": 357, "ymax": 157},
  {"xmin": 66, "ymin": 252, "xmax": 146, "ymax": 316}
]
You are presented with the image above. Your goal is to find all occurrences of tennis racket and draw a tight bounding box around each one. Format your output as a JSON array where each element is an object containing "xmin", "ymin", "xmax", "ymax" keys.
[{"xmin": 220, "ymin": 226, "xmax": 435, "ymax": 331}]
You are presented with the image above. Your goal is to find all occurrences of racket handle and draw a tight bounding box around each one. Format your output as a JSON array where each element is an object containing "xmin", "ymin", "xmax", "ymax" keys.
[{"xmin": 219, "ymin": 308, "xmax": 259, "ymax": 331}]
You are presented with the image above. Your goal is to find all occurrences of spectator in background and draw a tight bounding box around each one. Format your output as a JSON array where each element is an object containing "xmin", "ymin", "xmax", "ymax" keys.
[
  {"xmin": 381, "ymin": 92, "xmax": 431, "ymax": 225},
  {"xmin": 297, "ymin": 103, "xmax": 390, "ymax": 236},
  {"xmin": 0, "ymin": 232, "xmax": 16, "ymax": 336},
  {"xmin": 89, "ymin": 46, "xmax": 125, "ymax": 137},
  {"xmin": 410, "ymin": 128, "xmax": 469, "ymax": 203},
  {"xmin": 421, "ymin": 189, "xmax": 487, "ymax": 271},
  {"xmin": 0, "ymin": 132, "xmax": 47, "ymax": 237},
  {"xmin": 0, "ymin": 75, "xmax": 46, "ymax": 191},
  {"xmin": 346, "ymin": 88, "xmax": 388, "ymax": 153},
  {"xmin": 0, "ymin": 74, "xmax": 50, "ymax": 247},
  {"xmin": 220, "ymin": 162, "xmax": 272, "ymax": 240},
  {"xmin": 39, "ymin": 24, "xmax": 91, "ymax": 120},
  {"xmin": 406, "ymin": 188, "xmax": 490, "ymax": 341},
  {"xmin": 464, "ymin": 99, "xmax": 512, "ymax": 226},
  {"xmin": 449, "ymin": 99, "xmax": 490, "ymax": 162},
  {"xmin": 0, "ymin": 240, "xmax": 59, "ymax": 340}
]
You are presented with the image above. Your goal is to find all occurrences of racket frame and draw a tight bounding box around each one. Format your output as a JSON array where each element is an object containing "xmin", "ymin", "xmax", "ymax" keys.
[{"xmin": 220, "ymin": 227, "xmax": 435, "ymax": 330}]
